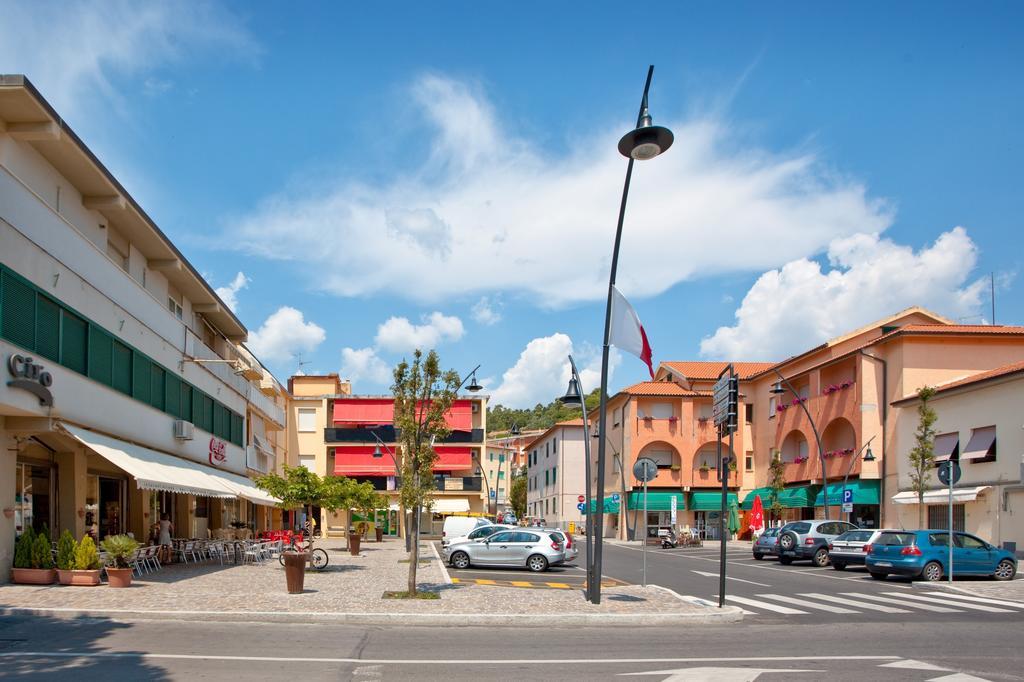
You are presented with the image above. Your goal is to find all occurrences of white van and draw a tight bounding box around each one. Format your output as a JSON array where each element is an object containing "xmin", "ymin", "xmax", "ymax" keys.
[{"xmin": 442, "ymin": 516, "xmax": 487, "ymax": 543}]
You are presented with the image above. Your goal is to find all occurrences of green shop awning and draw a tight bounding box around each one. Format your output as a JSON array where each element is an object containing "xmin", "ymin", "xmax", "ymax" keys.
[
  {"xmin": 586, "ymin": 496, "xmax": 620, "ymax": 514},
  {"xmin": 627, "ymin": 491, "xmax": 686, "ymax": 511},
  {"xmin": 741, "ymin": 486, "xmax": 817, "ymax": 509},
  {"xmin": 689, "ymin": 492, "xmax": 739, "ymax": 511},
  {"xmin": 814, "ymin": 479, "xmax": 881, "ymax": 507}
]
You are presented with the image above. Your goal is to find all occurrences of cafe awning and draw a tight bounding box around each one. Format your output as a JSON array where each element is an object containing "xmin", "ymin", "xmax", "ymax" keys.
[
  {"xmin": 587, "ymin": 496, "xmax": 620, "ymax": 514},
  {"xmin": 60, "ymin": 423, "xmax": 235, "ymax": 499},
  {"xmin": 627, "ymin": 491, "xmax": 686, "ymax": 511},
  {"xmin": 892, "ymin": 486, "xmax": 990, "ymax": 505},
  {"xmin": 689, "ymin": 492, "xmax": 739, "ymax": 511},
  {"xmin": 210, "ymin": 469, "xmax": 281, "ymax": 507},
  {"xmin": 432, "ymin": 498, "xmax": 471, "ymax": 514},
  {"xmin": 742, "ymin": 486, "xmax": 817, "ymax": 509},
  {"xmin": 814, "ymin": 479, "xmax": 881, "ymax": 507}
]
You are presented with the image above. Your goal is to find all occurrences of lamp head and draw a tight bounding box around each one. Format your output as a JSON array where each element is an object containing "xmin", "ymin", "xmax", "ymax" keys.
[
  {"xmin": 372, "ymin": 444, "xmax": 383, "ymax": 459},
  {"xmin": 769, "ymin": 381, "xmax": 787, "ymax": 395},
  {"xmin": 465, "ymin": 370, "xmax": 483, "ymax": 393},
  {"xmin": 559, "ymin": 377, "xmax": 582, "ymax": 405},
  {"xmin": 618, "ymin": 107, "xmax": 674, "ymax": 160},
  {"xmin": 509, "ymin": 423, "xmax": 521, "ymax": 437},
  {"xmin": 863, "ymin": 446, "xmax": 876, "ymax": 463}
]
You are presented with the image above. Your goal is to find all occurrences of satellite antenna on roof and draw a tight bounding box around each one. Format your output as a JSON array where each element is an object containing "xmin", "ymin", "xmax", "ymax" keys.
[{"xmin": 295, "ymin": 354, "xmax": 311, "ymax": 375}]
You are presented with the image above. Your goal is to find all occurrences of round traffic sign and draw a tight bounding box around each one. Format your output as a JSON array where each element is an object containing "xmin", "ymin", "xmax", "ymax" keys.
[
  {"xmin": 578, "ymin": 495, "xmax": 585, "ymax": 503},
  {"xmin": 576, "ymin": 502, "xmax": 586, "ymax": 512},
  {"xmin": 611, "ymin": 493, "xmax": 621, "ymax": 502},
  {"xmin": 633, "ymin": 457, "xmax": 659, "ymax": 483},
  {"xmin": 938, "ymin": 461, "xmax": 962, "ymax": 486}
]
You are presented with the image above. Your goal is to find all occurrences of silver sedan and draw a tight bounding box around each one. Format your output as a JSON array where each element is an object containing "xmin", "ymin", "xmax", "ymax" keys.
[{"xmin": 447, "ymin": 529, "xmax": 565, "ymax": 572}]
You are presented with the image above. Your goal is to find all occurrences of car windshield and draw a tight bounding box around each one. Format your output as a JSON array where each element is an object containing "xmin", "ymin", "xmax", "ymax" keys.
[
  {"xmin": 835, "ymin": 530, "xmax": 873, "ymax": 542},
  {"xmin": 782, "ymin": 522, "xmax": 811, "ymax": 534},
  {"xmin": 877, "ymin": 532, "xmax": 916, "ymax": 546},
  {"xmin": 762, "ymin": 528, "xmax": 780, "ymax": 537}
]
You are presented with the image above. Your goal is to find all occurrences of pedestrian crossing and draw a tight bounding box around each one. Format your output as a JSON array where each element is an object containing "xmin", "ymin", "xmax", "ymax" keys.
[{"xmin": 700, "ymin": 589, "xmax": 1024, "ymax": 619}]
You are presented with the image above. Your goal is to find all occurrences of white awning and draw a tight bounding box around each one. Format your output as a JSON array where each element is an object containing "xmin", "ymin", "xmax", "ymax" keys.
[
  {"xmin": 209, "ymin": 469, "xmax": 281, "ymax": 507},
  {"xmin": 61, "ymin": 423, "xmax": 235, "ymax": 499},
  {"xmin": 432, "ymin": 498, "xmax": 472, "ymax": 514},
  {"xmin": 892, "ymin": 486, "xmax": 990, "ymax": 505}
]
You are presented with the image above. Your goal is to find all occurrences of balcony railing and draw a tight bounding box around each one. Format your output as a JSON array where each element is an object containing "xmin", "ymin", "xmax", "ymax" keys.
[
  {"xmin": 247, "ymin": 384, "xmax": 286, "ymax": 428},
  {"xmin": 391, "ymin": 476, "xmax": 484, "ymax": 492},
  {"xmin": 324, "ymin": 427, "xmax": 483, "ymax": 444},
  {"xmin": 246, "ymin": 444, "xmax": 275, "ymax": 474}
]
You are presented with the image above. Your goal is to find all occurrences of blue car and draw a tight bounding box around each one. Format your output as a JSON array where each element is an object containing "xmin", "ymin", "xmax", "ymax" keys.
[
  {"xmin": 866, "ymin": 530, "xmax": 1017, "ymax": 582},
  {"xmin": 752, "ymin": 527, "xmax": 780, "ymax": 560}
]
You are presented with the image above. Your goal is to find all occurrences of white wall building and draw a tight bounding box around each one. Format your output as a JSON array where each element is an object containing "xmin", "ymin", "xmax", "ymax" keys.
[{"xmin": 525, "ymin": 419, "xmax": 586, "ymax": 530}]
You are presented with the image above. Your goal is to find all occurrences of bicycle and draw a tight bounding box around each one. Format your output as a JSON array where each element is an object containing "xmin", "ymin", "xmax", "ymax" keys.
[{"xmin": 278, "ymin": 529, "xmax": 329, "ymax": 570}]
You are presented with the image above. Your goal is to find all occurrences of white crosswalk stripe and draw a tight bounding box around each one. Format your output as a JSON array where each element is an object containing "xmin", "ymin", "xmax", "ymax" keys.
[
  {"xmin": 919, "ymin": 591, "xmax": 1024, "ymax": 610},
  {"xmin": 755, "ymin": 593, "xmax": 859, "ymax": 614},
  {"xmin": 718, "ymin": 595, "xmax": 809, "ymax": 614},
  {"xmin": 799, "ymin": 592, "xmax": 911, "ymax": 613},
  {"xmin": 880, "ymin": 591, "xmax": 1014, "ymax": 613},
  {"xmin": 841, "ymin": 592, "xmax": 961, "ymax": 613}
]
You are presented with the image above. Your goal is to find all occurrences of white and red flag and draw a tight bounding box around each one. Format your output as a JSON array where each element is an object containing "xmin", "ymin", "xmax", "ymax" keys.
[{"xmin": 609, "ymin": 286, "xmax": 654, "ymax": 380}]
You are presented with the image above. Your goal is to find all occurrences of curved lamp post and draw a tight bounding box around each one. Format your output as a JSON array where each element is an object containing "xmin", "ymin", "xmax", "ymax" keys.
[
  {"xmin": 594, "ymin": 65, "xmax": 674, "ymax": 605},
  {"xmin": 770, "ymin": 368, "xmax": 830, "ymax": 518},
  {"xmin": 560, "ymin": 355, "xmax": 594, "ymax": 601},
  {"xmin": 841, "ymin": 437, "xmax": 875, "ymax": 523}
]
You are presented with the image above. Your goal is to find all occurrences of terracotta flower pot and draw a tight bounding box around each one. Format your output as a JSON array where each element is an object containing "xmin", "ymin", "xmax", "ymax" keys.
[
  {"xmin": 348, "ymin": 533, "xmax": 361, "ymax": 555},
  {"xmin": 11, "ymin": 568, "xmax": 56, "ymax": 585},
  {"xmin": 57, "ymin": 569, "xmax": 74, "ymax": 585},
  {"xmin": 105, "ymin": 567, "xmax": 133, "ymax": 588},
  {"xmin": 70, "ymin": 569, "xmax": 102, "ymax": 586},
  {"xmin": 375, "ymin": 527, "xmax": 384, "ymax": 542},
  {"xmin": 283, "ymin": 551, "xmax": 308, "ymax": 594}
]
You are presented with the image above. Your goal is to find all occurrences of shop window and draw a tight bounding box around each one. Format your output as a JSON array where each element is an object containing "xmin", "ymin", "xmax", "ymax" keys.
[
  {"xmin": 298, "ymin": 408, "xmax": 317, "ymax": 432},
  {"xmin": 928, "ymin": 504, "xmax": 965, "ymax": 532}
]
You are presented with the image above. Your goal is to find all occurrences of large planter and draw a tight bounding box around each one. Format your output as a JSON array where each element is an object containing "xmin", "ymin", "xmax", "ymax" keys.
[
  {"xmin": 57, "ymin": 569, "xmax": 74, "ymax": 585},
  {"xmin": 11, "ymin": 568, "xmax": 56, "ymax": 585},
  {"xmin": 105, "ymin": 567, "xmax": 133, "ymax": 588},
  {"xmin": 283, "ymin": 552, "xmax": 308, "ymax": 594},
  {"xmin": 348, "ymin": 533, "xmax": 362, "ymax": 555},
  {"xmin": 70, "ymin": 569, "xmax": 102, "ymax": 586},
  {"xmin": 375, "ymin": 527, "xmax": 384, "ymax": 543}
]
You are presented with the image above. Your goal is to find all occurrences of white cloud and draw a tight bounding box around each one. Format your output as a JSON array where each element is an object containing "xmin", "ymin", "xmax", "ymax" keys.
[
  {"xmin": 700, "ymin": 227, "xmax": 987, "ymax": 360},
  {"xmin": 340, "ymin": 347, "xmax": 393, "ymax": 386},
  {"xmin": 375, "ymin": 312, "xmax": 465, "ymax": 353},
  {"xmin": 225, "ymin": 73, "xmax": 891, "ymax": 307},
  {"xmin": 0, "ymin": 1, "xmax": 257, "ymax": 119},
  {"xmin": 215, "ymin": 272, "xmax": 250, "ymax": 313},
  {"xmin": 489, "ymin": 333, "xmax": 620, "ymax": 408},
  {"xmin": 247, "ymin": 307, "xmax": 326, "ymax": 364},
  {"xmin": 471, "ymin": 296, "xmax": 502, "ymax": 325}
]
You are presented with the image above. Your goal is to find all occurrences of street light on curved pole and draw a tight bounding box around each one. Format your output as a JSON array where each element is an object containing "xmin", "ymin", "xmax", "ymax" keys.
[
  {"xmin": 841, "ymin": 437, "xmax": 876, "ymax": 523},
  {"xmin": 560, "ymin": 354, "xmax": 594, "ymax": 602},
  {"xmin": 594, "ymin": 65, "xmax": 674, "ymax": 605},
  {"xmin": 769, "ymin": 368, "xmax": 831, "ymax": 519}
]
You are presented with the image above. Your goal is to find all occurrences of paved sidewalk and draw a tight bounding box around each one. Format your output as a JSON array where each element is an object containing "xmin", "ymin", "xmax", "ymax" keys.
[
  {"xmin": 0, "ymin": 538, "xmax": 740, "ymax": 627},
  {"xmin": 915, "ymin": 576, "xmax": 1024, "ymax": 601}
]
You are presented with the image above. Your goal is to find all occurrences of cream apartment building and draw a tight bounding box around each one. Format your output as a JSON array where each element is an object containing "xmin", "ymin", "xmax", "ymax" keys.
[
  {"xmin": 525, "ymin": 419, "xmax": 587, "ymax": 530},
  {"xmin": 1, "ymin": 75, "xmax": 286, "ymax": 579}
]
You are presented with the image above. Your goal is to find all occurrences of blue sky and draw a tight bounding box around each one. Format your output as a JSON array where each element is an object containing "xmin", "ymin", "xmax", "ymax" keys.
[{"xmin": 4, "ymin": 2, "xmax": 1022, "ymax": 407}]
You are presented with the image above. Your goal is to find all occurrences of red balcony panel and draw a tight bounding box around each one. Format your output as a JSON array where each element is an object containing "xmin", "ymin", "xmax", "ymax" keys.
[
  {"xmin": 444, "ymin": 401, "xmax": 473, "ymax": 431},
  {"xmin": 333, "ymin": 399, "xmax": 394, "ymax": 425},
  {"xmin": 434, "ymin": 446, "xmax": 472, "ymax": 471},
  {"xmin": 334, "ymin": 445, "xmax": 395, "ymax": 476}
]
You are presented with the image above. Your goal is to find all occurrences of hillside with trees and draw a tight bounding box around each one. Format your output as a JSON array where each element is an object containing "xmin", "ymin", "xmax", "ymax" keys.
[{"xmin": 487, "ymin": 388, "xmax": 600, "ymax": 433}]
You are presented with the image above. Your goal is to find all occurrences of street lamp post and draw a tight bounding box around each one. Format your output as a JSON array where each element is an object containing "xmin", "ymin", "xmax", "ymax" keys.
[
  {"xmin": 769, "ymin": 368, "xmax": 831, "ymax": 519},
  {"xmin": 841, "ymin": 437, "xmax": 876, "ymax": 523},
  {"xmin": 594, "ymin": 65, "xmax": 674, "ymax": 605},
  {"xmin": 560, "ymin": 355, "xmax": 594, "ymax": 601}
]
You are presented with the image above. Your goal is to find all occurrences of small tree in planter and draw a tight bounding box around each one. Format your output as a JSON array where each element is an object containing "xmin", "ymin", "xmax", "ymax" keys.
[
  {"xmin": 56, "ymin": 529, "xmax": 77, "ymax": 584},
  {"xmin": 72, "ymin": 536, "xmax": 102, "ymax": 586},
  {"xmin": 10, "ymin": 527, "xmax": 55, "ymax": 584},
  {"xmin": 100, "ymin": 534, "xmax": 140, "ymax": 588}
]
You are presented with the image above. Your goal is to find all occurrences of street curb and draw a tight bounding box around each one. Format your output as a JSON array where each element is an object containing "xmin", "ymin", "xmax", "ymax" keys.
[
  {"xmin": 0, "ymin": 605, "xmax": 743, "ymax": 628},
  {"xmin": 429, "ymin": 541, "xmax": 453, "ymax": 585}
]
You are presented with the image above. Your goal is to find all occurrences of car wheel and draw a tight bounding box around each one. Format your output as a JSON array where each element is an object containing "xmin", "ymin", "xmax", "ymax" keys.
[
  {"xmin": 921, "ymin": 561, "xmax": 943, "ymax": 582},
  {"xmin": 450, "ymin": 552, "xmax": 470, "ymax": 570},
  {"xmin": 778, "ymin": 532, "xmax": 797, "ymax": 552},
  {"xmin": 752, "ymin": 552, "xmax": 764, "ymax": 561},
  {"xmin": 869, "ymin": 571, "xmax": 888, "ymax": 581},
  {"xmin": 779, "ymin": 556, "xmax": 793, "ymax": 565},
  {"xmin": 527, "ymin": 554, "xmax": 549, "ymax": 573},
  {"xmin": 832, "ymin": 561, "xmax": 846, "ymax": 571},
  {"xmin": 813, "ymin": 548, "xmax": 830, "ymax": 567},
  {"xmin": 993, "ymin": 559, "xmax": 1017, "ymax": 581}
]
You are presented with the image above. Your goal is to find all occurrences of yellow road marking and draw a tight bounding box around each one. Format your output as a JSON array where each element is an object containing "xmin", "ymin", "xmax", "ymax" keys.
[
  {"xmin": 510, "ymin": 581, "xmax": 533, "ymax": 587},
  {"xmin": 476, "ymin": 579, "xmax": 497, "ymax": 585},
  {"xmin": 545, "ymin": 582, "xmax": 571, "ymax": 588},
  {"xmin": 450, "ymin": 578, "xmax": 461, "ymax": 583}
]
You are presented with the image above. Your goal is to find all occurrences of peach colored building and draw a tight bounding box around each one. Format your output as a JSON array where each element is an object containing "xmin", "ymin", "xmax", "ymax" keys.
[{"xmin": 595, "ymin": 308, "xmax": 1024, "ymax": 543}]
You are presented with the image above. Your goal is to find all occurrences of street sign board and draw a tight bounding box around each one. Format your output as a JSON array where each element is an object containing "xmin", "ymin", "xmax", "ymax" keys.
[
  {"xmin": 577, "ymin": 502, "xmax": 586, "ymax": 512},
  {"xmin": 938, "ymin": 461, "xmax": 962, "ymax": 486},
  {"xmin": 611, "ymin": 493, "xmax": 621, "ymax": 503},
  {"xmin": 842, "ymin": 489, "xmax": 854, "ymax": 504},
  {"xmin": 578, "ymin": 495, "xmax": 585, "ymax": 503},
  {"xmin": 712, "ymin": 373, "xmax": 738, "ymax": 434},
  {"xmin": 490, "ymin": 490, "xmax": 496, "ymax": 498},
  {"xmin": 670, "ymin": 495, "xmax": 677, "ymax": 524},
  {"xmin": 633, "ymin": 457, "xmax": 659, "ymax": 483},
  {"xmin": 842, "ymin": 502, "xmax": 854, "ymax": 513}
]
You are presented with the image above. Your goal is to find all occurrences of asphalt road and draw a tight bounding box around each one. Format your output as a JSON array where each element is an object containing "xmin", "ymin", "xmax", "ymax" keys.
[
  {"xmin": 0, "ymin": 614, "xmax": 1020, "ymax": 681},
  {"xmin": 598, "ymin": 542, "xmax": 1024, "ymax": 625}
]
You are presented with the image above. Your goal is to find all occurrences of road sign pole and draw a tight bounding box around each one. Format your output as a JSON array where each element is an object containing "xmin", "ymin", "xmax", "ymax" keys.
[
  {"xmin": 642, "ymin": 477, "xmax": 648, "ymax": 587},
  {"xmin": 948, "ymin": 462, "xmax": 954, "ymax": 584}
]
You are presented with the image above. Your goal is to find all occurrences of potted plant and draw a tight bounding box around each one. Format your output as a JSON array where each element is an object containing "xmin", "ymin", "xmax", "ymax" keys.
[
  {"xmin": 71, "ymin": 536, "xmax": 102, "ymax": 586},
  {"xmin": 11, "ymin": 527, "xmax": 55, "ymax": 584},
  {"xmin": 56, "ymin": 529, "xmax": 77, "ymax": 585},
  {"xmin": 698, "ymin": 463, "xmax": 711, "ymax": 475},
  {"xmin": 100, "ymin": 534, "xmax": 140, "ymax": 587}
]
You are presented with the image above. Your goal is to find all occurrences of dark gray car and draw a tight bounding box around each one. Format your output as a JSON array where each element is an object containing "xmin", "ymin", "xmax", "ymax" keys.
[
  {"xmin": 777, "ymin": 520, "xmax": 858, "ymax": 566},
  {"xmin": 752, "ymin": 527, "xmax": 781, "ymax": 560}
]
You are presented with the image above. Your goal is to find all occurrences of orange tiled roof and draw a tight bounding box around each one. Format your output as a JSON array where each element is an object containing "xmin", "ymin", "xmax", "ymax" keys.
[
  {"xmin": 932, "ymin": 360, "xmax": 1024, "ymax": 395},
  {"xmin": 621, "ymin": 381, "xmax": 711, "ymax": 396},
  {"xmin": 662, "ymin": 361, "xmax": 775, "ymax": 380}
]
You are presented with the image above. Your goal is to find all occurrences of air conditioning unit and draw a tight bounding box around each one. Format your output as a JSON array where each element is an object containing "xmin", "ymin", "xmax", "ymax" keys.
[
  {"xmin": 471, "ymin": 402, "xmax": 479, "ymax": 414},
  {"xmin": 173, "ymin": 420, "xmax": 194, "ymax": 440}
]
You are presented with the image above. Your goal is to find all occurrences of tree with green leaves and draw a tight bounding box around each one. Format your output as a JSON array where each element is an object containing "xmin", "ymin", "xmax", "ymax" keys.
[
  {"xmin": 908, "ymin": 385, "xmax": 938, "ymax": 528},
  {"xmin": 767, "ymin": 451, "xmax": 786, "ymax": 524},
  {"xmin": 392, "ymin": 349, "xmax": 459, "ymax": 596},
  {"xmin": 509, "ymin": 472, "xmax": 527, "ymax": 521},
  {"xmin": 488, "ymin": 388, "xmax": 601, "ymax": 433},
  {"xmin": 256, "ymin": 464, "xmax": 363, "ymax": 549}
]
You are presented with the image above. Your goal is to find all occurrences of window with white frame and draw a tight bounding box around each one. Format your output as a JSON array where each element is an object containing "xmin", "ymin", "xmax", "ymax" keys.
[
  {"xmin": 298, "ymin": 454, "xmax": 316, "ymax": 471},
  {"xmin": 768, "ymin": 396, "xmax": 777, "ymax": 418},
  {"xmin": 645, "ymin": 450, "xmax": 674, "ymax": 469},
  {"xmin": 649, "ymin": 402, "xmax": 673, "ymax": 419},
  {"xmin": 297, "ymin": 408, "xmax": 317, "ymax": 432}
]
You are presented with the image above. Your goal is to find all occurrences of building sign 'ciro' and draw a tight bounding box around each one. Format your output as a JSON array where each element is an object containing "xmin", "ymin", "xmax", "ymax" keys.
[
  {"xmin": 209, "ymin": 437, "xmax": 227, "ymax": 466},
  {"xmin": 7, "ymin": 354, "xmax": 54, "ymax": 407}
]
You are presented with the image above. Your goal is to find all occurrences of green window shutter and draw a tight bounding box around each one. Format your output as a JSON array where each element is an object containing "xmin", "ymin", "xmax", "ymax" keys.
[
  {"xmin": 180, "ymin": 382, "xmax": 192, "ymax": 421},
  {"xmin": 87, "ymin": 326, "xmax": 113, "ymax": 386},
  {"xmin": 203, "ymin": 394, "xmax": 214, "ymax": 432},
  {"xmin": 212, "ymin": 402, "xmax": 225, "ymax": 438},
  {"xmin": 231, "ymin": 413, "xmax": 243, "ymax": 446},
  {"xmin": 191, "ymin": 387, "xmax": 203, "ymax": 426},
  {"xmin": 165, "ymin": 373, "xmax": 181, "ymax": 418},
  {"xmin": 111, "ymin": 340, "xmax": 132, "ymax": 394},
  {"xmin": 132, "ymin": 352, "xmax": 151, "ymax": 401},
  {"xmin": 60, "ymin": 310, "xmax": 88, "ymax": 374},
  {"xmin": 1, "ymin": 269, "xmax": 36, "ymax": 350},
  {"xmin": 35, "ymin": 295, "xmax": 61, "ymax": 362},
  {"xmin": 150, "ymin": 365, "xmax": 165, "ymax": 410}
]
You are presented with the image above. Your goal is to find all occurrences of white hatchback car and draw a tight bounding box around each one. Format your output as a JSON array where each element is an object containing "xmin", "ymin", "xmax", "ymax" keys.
[{"xmin": 441, "ymin": 524, "xmax": 513, "ymax": 556}]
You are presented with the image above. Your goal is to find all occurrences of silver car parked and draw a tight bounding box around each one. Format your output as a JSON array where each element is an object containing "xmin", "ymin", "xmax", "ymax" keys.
[{"xmin": 447, "ymin": 529, "xmax": 565, "ymax": 572}]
